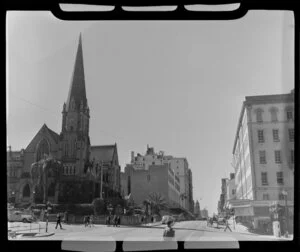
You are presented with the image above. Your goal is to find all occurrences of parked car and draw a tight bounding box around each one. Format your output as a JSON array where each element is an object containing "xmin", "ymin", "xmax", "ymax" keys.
[
  {"xmin": 162, "ymin": 215, "xmax": 174, "ymax": 224},
  {"xmin": 8, "ymin": 210, "xmax": 35, "ymax": 223}
]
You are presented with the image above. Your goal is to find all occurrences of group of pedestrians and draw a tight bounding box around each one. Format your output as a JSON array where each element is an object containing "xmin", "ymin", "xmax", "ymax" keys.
[
  {"xmin": 106, "ymin": 215, "xmax": 120, "ymax": 227},
  {"xmin": 207, "ymin": 216, "xmax": 232, "ymax": 232},
  {"xmin": 84, "ymin": 215, "xmax": 94, "ymax": 227}
]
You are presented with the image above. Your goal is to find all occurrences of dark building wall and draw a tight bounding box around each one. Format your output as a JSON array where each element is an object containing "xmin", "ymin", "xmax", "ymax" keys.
[{"xmin": 124, "ymin": 164, "xmax": 169, "ymax": 207}]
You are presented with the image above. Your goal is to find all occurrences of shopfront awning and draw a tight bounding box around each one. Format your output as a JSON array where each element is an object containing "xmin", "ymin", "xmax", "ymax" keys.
[{"xmin": 233, "ymin": 205, "xmax": 254, "ymax": 217}]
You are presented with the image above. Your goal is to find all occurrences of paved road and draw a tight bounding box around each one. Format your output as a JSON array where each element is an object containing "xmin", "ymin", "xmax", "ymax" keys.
[{"xmin": 10, "ymin": 220, "xmax": 287, "ymax": 242}]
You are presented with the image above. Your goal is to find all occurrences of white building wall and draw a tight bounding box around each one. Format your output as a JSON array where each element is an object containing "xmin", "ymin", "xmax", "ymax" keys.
[{"xmin": 249, "ymin": 102, "xmax": 294, "ymax": 202}]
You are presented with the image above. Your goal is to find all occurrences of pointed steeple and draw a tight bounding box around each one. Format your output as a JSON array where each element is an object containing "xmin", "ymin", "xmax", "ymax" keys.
[{"xmin": 66, "ymin": 33, "xmax": 87, "ymax": 111}]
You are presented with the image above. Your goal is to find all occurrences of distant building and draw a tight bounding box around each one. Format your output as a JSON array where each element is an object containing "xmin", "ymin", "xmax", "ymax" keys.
[
  {"xmin": 224, "ymin": 173, "xmax": 236, "ymax": 209},
  {"xmin": 217, "ymin": 178, "xmax": 227, "ymax": 215},
  {"xmin": 187, "ymin": 169, "xmax": 194, "ymax": 213},
  {"xmin": 122, "ymin": 164, "xmax": 181, "ymax": 208},
  {"xmin": 194, "ymin": 200, "xmax": 200, "ymax": 218},
  {"xmin": 200, "ymin": 208, "xmax": 209, "ymax": 219},
  {"xmin": 230, "ymin": 90, "xmax": 294, "ymax": 230},
  {"xmin": 128, "ymin": 146, "xmax": 193, "ymax": 211},
  {"xmin": 90, "ymin": 144, "xmax": 121, "ymax": 198},
  {"xmin": 7, "ymin": 147, "xmax": 25, "ymax": 203}
]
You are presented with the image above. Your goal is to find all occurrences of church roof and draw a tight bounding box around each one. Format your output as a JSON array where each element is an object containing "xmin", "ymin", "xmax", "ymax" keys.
[
  {"xmin": 46, "ymin": 126, "xmax": 60, "ymax": 144},
  {"xmin": 25, "ymin": 124, "xmax": 59, "ymax": 151},
  {"xmin": 66, "ymin": 33, "xmax": 87, "ymax": 111},
  {"xmin": 90, "ymin": 144, "xmax": 117, "ymax": 163}
]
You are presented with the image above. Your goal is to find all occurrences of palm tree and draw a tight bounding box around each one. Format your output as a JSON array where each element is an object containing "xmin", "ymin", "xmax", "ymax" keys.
[
  {"xmin": 147, "ymin": 192, "xmax": 168, "ymax": 216},
  {"xmin": 31, "ymin": 155, "xmax": 63, "ymax": 204}
]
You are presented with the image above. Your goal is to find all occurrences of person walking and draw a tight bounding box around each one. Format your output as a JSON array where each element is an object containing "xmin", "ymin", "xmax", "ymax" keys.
[
  {"xmin": 151, "ymin": 216, "xmax": 154, "ymax": 223},
  {"xmin": 112, "ymin": 215, "xmax": 116, "ymax": 227},
  {"xmin": 224, "ymin": 218, "xmax": 232, "ymax": 232},
  {"xmin": 84, "ymin": 215, "xmax": 90, "ymax": 227},
  {"xmin": 106, "ymin": 215, "xmax": 111, "ymax": 226},
  {"xmin": 117, "ymin": 215, "xmax": 121, "ymax": 227},
  {"xmin": 55, "ymin": 213, "xmax": 63, "ymax": 229},
  {"xmin": 89, "ymin": 215, "xmax": 94, "ymax": 227}
]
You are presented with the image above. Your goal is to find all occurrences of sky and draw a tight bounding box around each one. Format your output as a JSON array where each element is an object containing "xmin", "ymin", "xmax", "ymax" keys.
[{"xmin": 6, "ymin": 10, "xmax": 294, "ymax": 215}]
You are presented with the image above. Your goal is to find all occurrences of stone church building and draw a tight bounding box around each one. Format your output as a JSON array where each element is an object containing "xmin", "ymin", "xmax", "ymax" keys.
[{"xmin": 7, "ymin": 34, "xmax": 121, "ymax": 205}]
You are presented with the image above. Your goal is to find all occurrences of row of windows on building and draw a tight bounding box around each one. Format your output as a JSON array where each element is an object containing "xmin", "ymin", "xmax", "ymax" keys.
[
  {"xmin": 257, "ymin": 128, "xmax": 294, "ymax": 143},
  {"xmin": 262, "ymin": 192, "xmax": 288, "ymax": 200},
  {"xmin": 63, "ymin": 165, "xmax": 76, "ymax": 175},
  {"xmin": 8, "ymin": 170, "xmax": 17, "ymax": 177},
  {"xmin": 261, "ymin": 171, "xmax": 285, "ymax": 186},
  {"xmin": 255, "ymin": 108, "xmax": 293, "ymax": 123},
  {"xmin": 259, "ymin": 149, "xmax": 294, "ymax": 164}
]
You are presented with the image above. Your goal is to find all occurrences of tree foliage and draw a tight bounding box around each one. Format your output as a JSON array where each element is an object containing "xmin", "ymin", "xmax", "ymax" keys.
[
  {"xmin": 92, "ymin": 198, "xmax": 106, "ymax": 215},
  {"xmin": 31, "ymin": 156, "xmax": 63, "ymax": 204},
  {"xmin": 147, "ymin": 192, "xmax": 168, "ymax": 216}
]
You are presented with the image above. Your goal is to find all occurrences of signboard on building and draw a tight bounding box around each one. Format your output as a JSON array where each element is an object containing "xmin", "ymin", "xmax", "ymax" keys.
[{"xmin": 253, "ymin": 206, "xmax": 269, "ymax": 217}]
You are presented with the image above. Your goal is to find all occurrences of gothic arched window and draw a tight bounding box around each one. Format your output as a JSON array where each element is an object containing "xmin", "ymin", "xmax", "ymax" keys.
[
  {"xmin": 48, "ymin": 182, "xmax": 55, "ymax": 197},
  {"xmin": 36, "ymin": 138, "xmax": 50, "ymax": 162},
  {"xmin": 23, "ymin": 184, "xmax": 30, "ymax": 197}
]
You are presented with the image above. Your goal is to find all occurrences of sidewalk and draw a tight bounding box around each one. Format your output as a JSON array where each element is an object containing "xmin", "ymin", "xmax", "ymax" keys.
[
  {"xmin": 140, "ymin": 221, "xmax": 162, "ymax": 227},
  {"xmin": 226, "ymin": 218, "xmax": 293, "ymax": 240}
]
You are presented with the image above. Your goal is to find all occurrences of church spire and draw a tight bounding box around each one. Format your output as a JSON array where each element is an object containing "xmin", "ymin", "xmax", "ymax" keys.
[{"xmin": 66, "ymin": 33, "xmax": 87, "ymax": 111}]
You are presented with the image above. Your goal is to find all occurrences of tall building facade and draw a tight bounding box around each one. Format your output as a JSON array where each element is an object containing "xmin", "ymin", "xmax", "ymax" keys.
[
  {"xmin": 7, "ymin": 35, "xmax": 121, "ymax": 205},
  {"xmin": 224, "ymin": 173, "xmax": 236, "ymax": 209},
  {"xmin": 122, "ymin": 164, "xmax": 181, "ymax": 208},
  {"xmin": 128, "ymin": 146, "xmax": 193, "ymax": 211},
  {"xmin": 194, "ymin": 200, "xmax": 200, "ymax": 218},
  {"xmin": 217, "ymin": 178, "xmax": 227, "ymax": 215},
  {"xmin": 230, "ymin": 90, "xmax": 294, "ymax": 229},
  {"xmin": 200, "ymin": 208, "xmax": 209, "ymax": 219}
]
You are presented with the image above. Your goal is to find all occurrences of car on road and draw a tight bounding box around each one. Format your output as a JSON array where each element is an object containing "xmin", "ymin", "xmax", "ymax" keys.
[
  {"xmin": 161, "ymin": 215, "xmax": 175, "ymax": 224},
  {"xmin": 8, "ymin": 210, "xmax": 35, "ymax": 223}
]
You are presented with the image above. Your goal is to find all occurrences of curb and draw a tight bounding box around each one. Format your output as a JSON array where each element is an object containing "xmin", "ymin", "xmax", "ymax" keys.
[{"xmin": 16, "ymin": 232, "xmax": 55, "ymax": 238}]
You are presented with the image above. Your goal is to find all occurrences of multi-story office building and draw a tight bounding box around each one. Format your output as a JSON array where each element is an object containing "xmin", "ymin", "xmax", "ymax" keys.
[
  {"xmin": 122, "ymin": 164, "xmax": 181, "ymax": 208},
  {"xmin": 194, "ymin": 200, "xmax": 200, "ymax": 218},
  {"xmin": 7, "ymin": 147, "xmax": 25, "ymax": 203},
  {"xmin": 218, "ymin": 178, "xmax": 227, "ymax": 215},
  {"xmin": 224, "ymin": 173, "xmax": 236, "ymax": 209},
  {"xmin": 230, "ymin": 90, "xmax": 294, "ymax": 229},
  {"xmin": 188, "ymin": 169, "xmax": 194, "ymax": 213},
  {"xmin": 200, "ymin": 208, "xmax": 209, "ymax": 219},
  {"xmin": 128, "ymin": 146, "xmax": 193, "ymax": 211}
]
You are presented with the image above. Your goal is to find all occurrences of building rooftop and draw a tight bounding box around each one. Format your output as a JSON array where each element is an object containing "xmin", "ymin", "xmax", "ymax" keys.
[
  {"xmin": 232, "ymin": 90, "xmax": 294, "ymax": 154},
  {"xmin": 90, "ymin": 144, "xmax": 117, "ymax": 163}
]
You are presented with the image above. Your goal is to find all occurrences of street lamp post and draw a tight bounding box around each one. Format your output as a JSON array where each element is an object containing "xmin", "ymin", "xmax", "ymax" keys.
[{"xmin": 282, "ymin": 190, "xmax": 289, "ymax": 237}]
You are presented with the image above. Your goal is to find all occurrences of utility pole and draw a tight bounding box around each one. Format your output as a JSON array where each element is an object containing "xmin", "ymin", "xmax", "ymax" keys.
[{"xmin": 100, "ymin": 161, "xmax": 103, "ymax": 200}]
